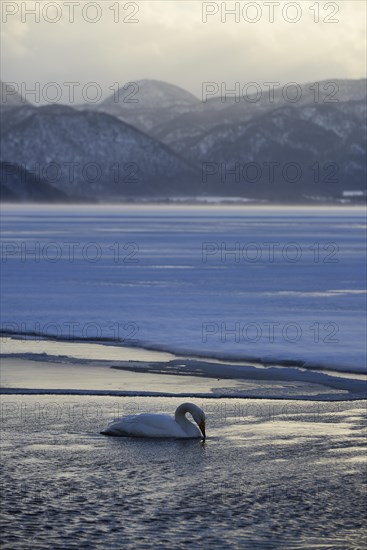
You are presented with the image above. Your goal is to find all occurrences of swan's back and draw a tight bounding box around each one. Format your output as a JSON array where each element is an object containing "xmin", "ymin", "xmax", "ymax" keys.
[{"xmin": 101, "ymin": 413, "xmax": 190, "ymax": 438}]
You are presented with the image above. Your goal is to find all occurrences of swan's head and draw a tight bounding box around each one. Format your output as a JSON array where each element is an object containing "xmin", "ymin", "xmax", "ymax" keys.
[
  {"xmin": 198, "ymin": 418, "xmax": 206, "ymax": 439},
  {"xmin": 193, "ymin": 409, "xmax": 206, "ymax": 439}
]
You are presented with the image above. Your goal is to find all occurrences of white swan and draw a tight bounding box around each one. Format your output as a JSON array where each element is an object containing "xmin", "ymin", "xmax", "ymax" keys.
[{"xmin": 101, "ymin": 402, "xmax": 206, "ymax": 439}]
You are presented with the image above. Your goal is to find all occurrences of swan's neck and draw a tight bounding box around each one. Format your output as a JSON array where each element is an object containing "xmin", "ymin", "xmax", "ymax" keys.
[{"xmin": 175, "ymin": 404, "xmax": 196, "ymax": 430}]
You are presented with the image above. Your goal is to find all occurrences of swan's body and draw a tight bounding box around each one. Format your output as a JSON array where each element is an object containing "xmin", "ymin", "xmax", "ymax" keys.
[{"xmin": 101, "ymin": 402, "xmax": 206, "ymax": 439}]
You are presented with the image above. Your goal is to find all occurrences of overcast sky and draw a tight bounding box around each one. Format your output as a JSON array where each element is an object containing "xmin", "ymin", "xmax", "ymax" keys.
[{"xmin": 1, "ymin": 0, "xmax": 366, "ymax": 103}]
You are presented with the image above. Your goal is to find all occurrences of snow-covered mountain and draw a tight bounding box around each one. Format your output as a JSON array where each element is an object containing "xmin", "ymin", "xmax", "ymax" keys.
[
  {"xmin": 152, "ymin": 79, "xmax": 367, "ymax": 152},
  {"xmin": 0, "ymin": 104, "xmax": 198, "ymax": 199},
  {"xmin": 0, "ymin": 161, "xmax": 71, "ymax": 202},
  {"xmin": 0, "ymin": 104, "xmax": 36, "ymax": 136},
  {"xmin": 0, "ymin": 80, "xmax": 36, "ymax": 135},
  {"xmin": 1, "ymin": 78, "xmax": 366, "ymax": 202},
  {"xmin": 86, "ymin": 79, "xmax": 200, "ymax": 132},
  {"xmin": 191, "ymin": 100, "xmax": 366, "ymax": 201}
]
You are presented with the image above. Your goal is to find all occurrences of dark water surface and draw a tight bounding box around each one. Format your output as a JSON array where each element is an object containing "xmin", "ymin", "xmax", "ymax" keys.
[{"xmin": 1, "ymin": 396, "xmax": 366, "ymax": 549}]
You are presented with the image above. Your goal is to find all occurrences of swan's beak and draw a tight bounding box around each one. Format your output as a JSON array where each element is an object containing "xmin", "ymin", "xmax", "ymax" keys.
[{"xmin": 199, "ymin": 420, "xmax": 206, "ymax": 439}]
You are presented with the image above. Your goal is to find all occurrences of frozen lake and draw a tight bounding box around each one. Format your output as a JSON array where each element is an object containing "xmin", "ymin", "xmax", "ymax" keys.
[
  {"xmin": 1, "ymin": 204, "xmax": 366, "ymax": 549},
  {"xmin": 1, "ymin": 204, "xmax": 366, "ymax": 372}
]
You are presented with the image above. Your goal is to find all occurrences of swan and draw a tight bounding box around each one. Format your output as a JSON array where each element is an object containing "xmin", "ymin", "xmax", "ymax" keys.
[{"xmin": 101, "ymin": 402, "xmax": 206, "ymax": 439}]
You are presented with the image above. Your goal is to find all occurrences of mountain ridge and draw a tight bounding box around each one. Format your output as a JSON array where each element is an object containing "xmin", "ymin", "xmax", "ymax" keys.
[
  {"xmin": 1, "ymin": 77, "xmax": 366, "ymax": 202},
  {"xmin": 0, "ymin": 103, "xmax": 199, "ymax": 199}
]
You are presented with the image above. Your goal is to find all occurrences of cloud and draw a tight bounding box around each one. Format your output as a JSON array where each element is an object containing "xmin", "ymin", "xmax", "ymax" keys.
[{"xmin": 1, "ymin": 0, "xmax": 365, "ymax": 103}]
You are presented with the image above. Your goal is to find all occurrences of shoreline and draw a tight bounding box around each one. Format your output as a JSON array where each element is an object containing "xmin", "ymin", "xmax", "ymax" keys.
[
  {"xmin": 2, "ymin": 333, "xmax": 366, "ymax": 375},
  {"xmin": 1, "ymin": 355, "xmax": 366, "ymax": 402}
]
